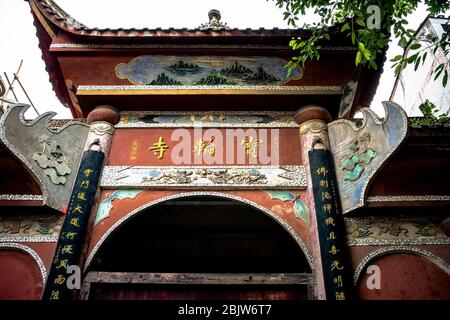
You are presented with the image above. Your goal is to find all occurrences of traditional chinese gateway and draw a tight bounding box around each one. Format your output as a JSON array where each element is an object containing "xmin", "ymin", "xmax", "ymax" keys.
[{"xmin": 0, "ymin": 0, "xmax": 449, "ymax": 300}]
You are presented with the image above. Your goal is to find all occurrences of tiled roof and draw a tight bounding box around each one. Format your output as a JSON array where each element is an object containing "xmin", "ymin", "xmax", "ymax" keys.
[
  {"xmin": 29, "ymin": 0, "xmax": 313, "ymax": 38},
  {"xmin": 34, "ymin": 0, "xmax": 87, "ymax": 30}
]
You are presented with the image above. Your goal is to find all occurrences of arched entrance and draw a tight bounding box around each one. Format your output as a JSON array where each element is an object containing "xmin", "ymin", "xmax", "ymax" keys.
[
  {"xmin": 0, "ymin": 244, "xmax": 46, "ymax": 300},
  {"xmin": 82, "ymin": 195, "xmax": 315, "ymax": 300},
  {"xmin": 354, "ymin": 248, "xmax": 450, "ymax": 300}
]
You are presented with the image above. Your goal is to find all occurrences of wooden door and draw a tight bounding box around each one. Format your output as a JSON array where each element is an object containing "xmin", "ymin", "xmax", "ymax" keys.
[{"xmin": 81, "ymin": 272, "xmax": 315, "ymax": 300}]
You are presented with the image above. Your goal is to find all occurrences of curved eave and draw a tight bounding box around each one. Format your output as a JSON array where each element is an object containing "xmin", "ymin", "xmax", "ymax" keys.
[
  {"xmin": 27, "ymin": 0, "xmax": 353, "ymax": 45},
  {"xmin": 29, "ymin": 2, "xmax": 80, "ymax": 117},
  {"xmin": 27, "ymin": 0, "xmax": 380, "ymax": 118}
]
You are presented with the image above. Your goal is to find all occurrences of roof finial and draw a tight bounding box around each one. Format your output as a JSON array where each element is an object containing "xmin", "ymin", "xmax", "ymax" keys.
[
  {"xmin": 198, "ymin": 9, "xmax": 230, "ymax": 31},
  {"xmin": 208, "ymin": 9, "xmax": 221, "ymax": 22}
]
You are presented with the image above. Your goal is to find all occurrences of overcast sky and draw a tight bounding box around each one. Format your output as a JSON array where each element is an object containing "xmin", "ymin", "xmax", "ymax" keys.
[{"xmin": 0, "ymin": 0, "xmax": 435, "ymax": 118}]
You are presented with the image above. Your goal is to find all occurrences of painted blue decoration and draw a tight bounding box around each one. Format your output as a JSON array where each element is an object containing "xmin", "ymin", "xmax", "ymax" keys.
[
  {"xmin": 95, "ymin": 190, "xmax": 143, "ymax": 225},
  {"xmin": 293, "ymin": 199, "xmax": 310, "ymax": 223},
  {"xmin": 328, "ymin": 102, "xmax": 408, "ymax": 213},
  {"xmin": 265, "ymin": 190, "xmax": 310, "ymax": 223},
  {"xmin": 116, "ymin": 56, "xmax": 302, "ymax": 86},
  {"xmin": 266, "ymin": 190, "xmax": 296, "ymax": 202}
]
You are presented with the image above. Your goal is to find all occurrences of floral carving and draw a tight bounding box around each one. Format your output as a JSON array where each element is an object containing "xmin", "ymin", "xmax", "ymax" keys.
[
  {"xmin": 142, "ymin": 170, "xmax": 194, "ymax": 184},
  {"xmin": 350, "ymin": 222, "xmax": 373, "ymax": 238},
  {"xmin": 340, "ymin": 132, "xmax": 377, "ymax": 181},
  {"xmin": 32, "ymin": 134, "xmax": 72, "ymax": 185},
  {"xmin": 203, "ymin": 169, "xmax": 267, "ymax": 185},
  {"xmin": 141, "ymin": 168, "xmax": 268, "ymax": 185},
  {"xmin": 378, "ymin": 222, "xmax": 409, "ymax": 237},
  {"xmin": 414, "ymin": 223, "xmax": 441, "ymax": 237},
  {"xmin": 0, "ymin": 216, "xmax": 61, "ymax": 238},
  {"xmin": 345, "ymin": 218, "xmax": 450, "ymax": 246}
]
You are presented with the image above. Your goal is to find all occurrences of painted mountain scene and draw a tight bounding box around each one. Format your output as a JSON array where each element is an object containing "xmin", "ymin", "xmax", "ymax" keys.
[{"xmin": 116, "ymin": 55, "xmax": 302, "ymax": 85}]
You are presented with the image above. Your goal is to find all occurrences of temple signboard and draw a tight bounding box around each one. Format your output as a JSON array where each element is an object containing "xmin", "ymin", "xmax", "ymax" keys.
[{"xmin": 103, "ymin": 120, "xmax": 307, "ymax": 189}]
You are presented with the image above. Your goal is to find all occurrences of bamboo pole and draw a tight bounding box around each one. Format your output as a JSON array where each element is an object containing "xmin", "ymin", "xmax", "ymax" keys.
[
  {"xmin": 4, "ymin": 73, "xmax": 18, "ymax": 102},
  {"xmin": 4, "ymin": 60, "xmax": 22, "ymax": 98},
  {"xmin": 14, "ymin": 73, "xmax": 40, "ymax": 115}
]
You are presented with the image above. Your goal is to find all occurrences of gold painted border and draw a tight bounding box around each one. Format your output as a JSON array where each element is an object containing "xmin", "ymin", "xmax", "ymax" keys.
[
  {"xmin": 30, "ymin": 1, "xmax": 56, "ymax": 39},
  {"xmin": 50, "ymin": 43, "xmax": 358, "ymax": 51},
  {"xmin": 77, "ymin": 85, "xmax": 343, "ymax": 96}
]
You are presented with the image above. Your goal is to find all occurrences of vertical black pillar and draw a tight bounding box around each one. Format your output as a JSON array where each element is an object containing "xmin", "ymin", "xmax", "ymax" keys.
[
  {"xmin": 309, "ymin": 148, "xmax": 352, "ymax": 300},
  {"xmin": 42, "ymin": 150, "xmax": 104, "ymax": 300}
]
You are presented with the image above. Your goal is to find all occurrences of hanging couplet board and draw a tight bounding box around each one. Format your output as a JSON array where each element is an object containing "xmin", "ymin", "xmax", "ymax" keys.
[
  {"xmin": 42, "ymin": 150, "xmax": 105, "ymax": 300},
  {"xmin": 309, "ymin": 148, "xmax": 351, "ymax": 300}
]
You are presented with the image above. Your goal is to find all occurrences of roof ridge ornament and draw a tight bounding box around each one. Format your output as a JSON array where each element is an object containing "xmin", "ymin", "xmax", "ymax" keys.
[
  {"xmin": 38, "ymin": 0, "xmax": 87, "ymax": 29},
  {"xmin": 198, "ymin": 9, "xmax": 230, "ymax": 31}
]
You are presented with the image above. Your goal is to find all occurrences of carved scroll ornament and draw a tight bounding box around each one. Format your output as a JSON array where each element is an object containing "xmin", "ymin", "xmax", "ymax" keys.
[{"xmin": 0, "ymin": 104, "xmax": 89, "ymax": 211}]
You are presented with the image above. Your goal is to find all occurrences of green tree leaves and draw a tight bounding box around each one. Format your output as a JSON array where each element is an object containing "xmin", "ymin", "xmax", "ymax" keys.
[
  {"xmin": 409, "ymin": 99, "xmax": 450, "ymax": 127},
  {"xmin": 272, "ymin": 0, "xmax": 450, "ymax": 87}
]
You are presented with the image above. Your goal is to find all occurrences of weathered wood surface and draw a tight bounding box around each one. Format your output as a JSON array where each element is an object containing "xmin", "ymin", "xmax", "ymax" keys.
[
  {"xmin": 84, "ymin": 272, "xmax": 315, "ymax": 285},
  {"xmin": 79, "ymin": 282, "xmax": 91, "ymax": 300}
]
